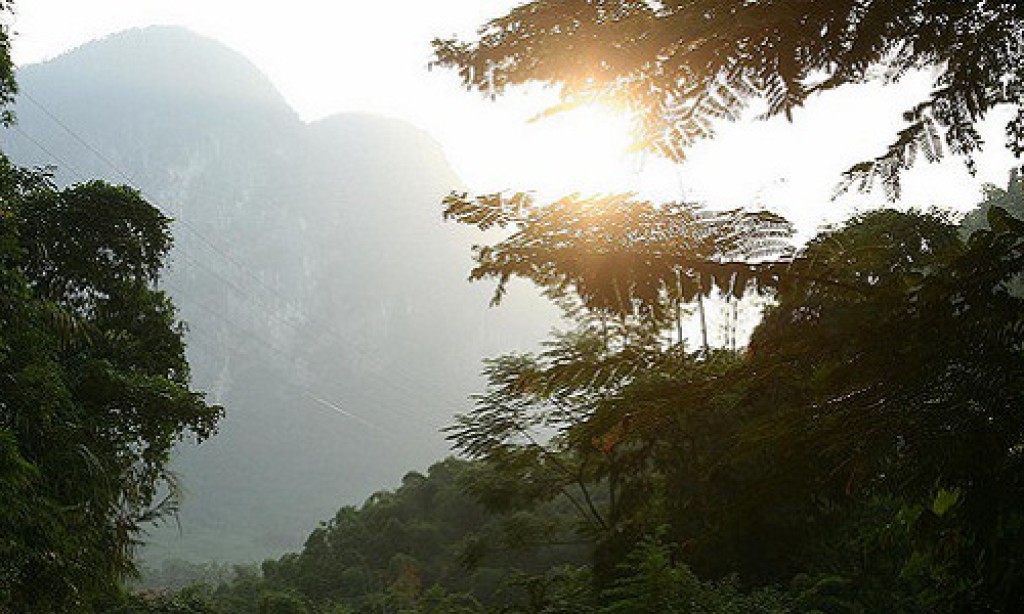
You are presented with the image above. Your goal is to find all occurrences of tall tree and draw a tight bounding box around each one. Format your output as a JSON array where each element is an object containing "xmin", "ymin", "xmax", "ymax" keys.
[
  {"xmin": 0, "ymin": 0, "xmax": 14, "ymax": 124},
  {"xmin": 434, "ymin": 0, "xmax": 1024, "ymax": 197},
  {"xmin": 441, "ymin": 191, "xmax": 795, "ymax": 582},
  {"xmin": 446, "ymin": 204, "xmax": 1024, "ymax": 609},
  {"xmin": 0, "ymin": 156, "xmax": 222, "ymax": 611},
  {"xmin": 0, "ymin": 6, "xmax": 221, "ymax": 608}
]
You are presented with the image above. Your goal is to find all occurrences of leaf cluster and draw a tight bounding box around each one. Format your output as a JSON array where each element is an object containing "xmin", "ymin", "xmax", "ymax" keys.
[
  {"xmin": 0, "ymin": 155, "xmax": 221, "ymax": 611},
  {"xmin": 443, "ymin": 190, "xmax": 793, "ymax": 326},
  {"xmin": 443, "ymin": 197, "xmax": 1024, "ymax": 610},
  {"xmin": 434, "ymin": 1, "xmax": 1024, "ymax": 197}
]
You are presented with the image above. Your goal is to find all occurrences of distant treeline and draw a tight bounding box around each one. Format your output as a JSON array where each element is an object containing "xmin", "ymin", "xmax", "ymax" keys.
[{"xmin": 120, "ymin": 177, "xmax": 1024, "ymax": 613}]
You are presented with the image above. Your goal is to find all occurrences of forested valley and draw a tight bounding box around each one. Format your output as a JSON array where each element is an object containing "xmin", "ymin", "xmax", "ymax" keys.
[
  {"xmin": 123, "ymin": 180, "xmax": 1024, "ymax": 613},
  {"xmin": 4, "ymin": 2, "xmax": 1024, "ymax": 613}
]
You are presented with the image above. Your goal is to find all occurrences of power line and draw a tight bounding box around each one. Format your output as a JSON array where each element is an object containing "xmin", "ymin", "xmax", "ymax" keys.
[
  {"xmin": 166, "ymin": 243, "xmax": 454, "ymax": 411},
  {"xmin": 20, "ymin": 91, "xmax": 280, "ymax": 291},
  {"xmin": 11, "ymin": 117, "xmax": 426, "ymax": 438},
  {"xmin": 164, "ymin": 279, "xmax": 439, "ymax": 435},
  {"xmin": 23, "ymin": 89, "xmax": 457, "ymax": 402},
  {"xmin": 178, "ymin": 320, "xmax": 399, "ymax": 442},
  {"xmin": 17, "ymin": 90, "xmax": 461, "ymax": 405},
  {"xmin": 10, "ymin": 123, "xmax": 86, "ymax": 181},
  {"xmin": 166, "ymin": 276, "xmax": 441, "ymax": 426}
]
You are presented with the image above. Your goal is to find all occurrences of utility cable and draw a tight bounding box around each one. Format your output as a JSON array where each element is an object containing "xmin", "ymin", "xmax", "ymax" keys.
[{"xmin": 18, "ymin": 91, "xmax": 461, "ymax": 405}]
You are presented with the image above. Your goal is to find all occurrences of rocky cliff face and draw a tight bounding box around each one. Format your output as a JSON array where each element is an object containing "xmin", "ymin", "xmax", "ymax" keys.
[{"xmin": 6, "ymin": 26, "xmax": 555, "ymax": 562}]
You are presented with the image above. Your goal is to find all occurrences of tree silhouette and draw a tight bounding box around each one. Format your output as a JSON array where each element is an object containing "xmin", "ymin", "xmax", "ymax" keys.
[{"xmin": 434, "ymin": 1, "xmax": 1024, "ymax": 197}]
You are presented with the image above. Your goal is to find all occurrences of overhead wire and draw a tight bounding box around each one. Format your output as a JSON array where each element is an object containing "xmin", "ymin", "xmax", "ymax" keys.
[
  {"xmin": 10, "ymin": 123, "xmax": 87, "ymax": 181},
  {"xmin": 11, "ymin": 115, "xmax": 381, "ymax": 412},
  {"xmin": 167, "ymin": 290, "xmax": 411, "ymax": 439},
  {"xmin": 17, "ymin": 90, "xmax": 462, "ymax": 408},
  {"xmin": 176, "ymin": 323, "xmax": 398, "ymax": 443},
  {"xmin": 11, "ymin": 92, "xmax": 463, "ymax": 432},
  {"xmin": 162, "ymin": 276, "xmax": 437, "ymax": 431},
  {"xmin": 0, "ymin": 126, "xmax": 415, "ymax": 436}
]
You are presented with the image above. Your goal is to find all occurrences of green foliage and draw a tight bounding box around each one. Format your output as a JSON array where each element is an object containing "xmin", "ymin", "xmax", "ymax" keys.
[
  {"xmin": 410, "ymin": 585, "xmax": 488, "ymax": 614},
  {"xmin": 659, "ymin": 207, "xmax": 1024, "ymax": 607},
  {"xmin": 738, "ymin": 206, "xmax": 1024, "ymax": 580},
  {"xmin": 500, "ymin": 565, "xmax": 595, "ymax": 614},
  {"xmin": 442, "ymin": 195, "xmax": 1024, "ymax": 611},
  {"xmin": 0, "ymin": 154, "xmax": 221, "ymax": 611},
  {"xmin": 0, "ymin": 0, "xmax": 15, "ymax": 125},
  {"xmin": 601, "ymin": 536, "xmax": 698, "ymax": 614},
  {"xmin": 258, "ymin": 591, "xmax": 310, "ymax": 614},
  {"xmin": 201, "ymin": 458, "xmax": 585, "ymax": 612},
  {"xmin": 443, "ymin": 191, "xmax": 792, "ymax": 324},
  {"xmin": 434, "ymin": 1, "xmax": 1024, "ymax": 197},
  {"xmin": 601, "ymin": 535, "xmax": 792, "ymax": 614}
]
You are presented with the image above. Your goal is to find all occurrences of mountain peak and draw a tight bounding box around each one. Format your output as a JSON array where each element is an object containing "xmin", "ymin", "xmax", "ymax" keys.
[{"xmin": 20, "ymin": 26, "xmax": 292, "ymax": 116}]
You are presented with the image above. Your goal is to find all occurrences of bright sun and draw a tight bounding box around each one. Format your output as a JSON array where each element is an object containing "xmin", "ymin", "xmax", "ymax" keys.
[
  {"xmin": 516, "ymin": 103, "xmax": 641, "ymax": 198},
  {"xmin": 443, "ymin": 91, "xmax": 683, "ymax": 203}
]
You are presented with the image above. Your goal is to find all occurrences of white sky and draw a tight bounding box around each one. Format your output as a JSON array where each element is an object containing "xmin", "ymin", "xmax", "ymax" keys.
[{"xmin": 8, "ymin": 0, "xmax": 1021, "ymax": 235}]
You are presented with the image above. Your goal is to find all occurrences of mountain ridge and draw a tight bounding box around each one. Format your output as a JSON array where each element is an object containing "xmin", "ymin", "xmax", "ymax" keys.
[{"xmin": 5, "ymin": 26, "xmax": 556, "ymax": 564}]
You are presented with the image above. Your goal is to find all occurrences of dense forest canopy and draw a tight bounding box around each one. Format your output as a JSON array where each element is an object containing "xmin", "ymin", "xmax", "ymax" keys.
[
  {"xmin": 0, "ymin": 3, "xmax": 221, "ymax": 610},
  {"xmin": 5, "ymin": 1, "xmax": 1024, "ymax": 613},
  {"xmin": 118, "ymin": 165, "xmax": 1024, "ymax": 614},
  {"xmin": 0, "ymin": 156, "xmax": 222, "ymax": 611},
  {"xmin": 430, "ymin": 2, "xmax": 1024, "ymax": 611},
  {"xmin": 434, "ymin": 0, "xmax": 1024, "ymax": 197}
]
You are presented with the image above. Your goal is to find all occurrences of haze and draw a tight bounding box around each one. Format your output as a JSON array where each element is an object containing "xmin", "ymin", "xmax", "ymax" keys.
[
  {"xmin": 11, "ymin": 0, "xmax": 1019, "ymax": 231},
  {"xmin": 5, "ymin": 2, "xmax": 1024, "ymax": 610}
]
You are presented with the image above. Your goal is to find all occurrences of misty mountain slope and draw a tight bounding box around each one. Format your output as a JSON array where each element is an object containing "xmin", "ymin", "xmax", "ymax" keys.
[{"xmin": 5, "ymin": 26, "xmax": 556, "ymax": 563}]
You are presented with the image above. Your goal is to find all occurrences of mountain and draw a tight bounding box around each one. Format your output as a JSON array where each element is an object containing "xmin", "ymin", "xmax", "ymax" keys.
[{"xmin": 4, "ymin": 26, "xmax": 556, "ymax": 564}]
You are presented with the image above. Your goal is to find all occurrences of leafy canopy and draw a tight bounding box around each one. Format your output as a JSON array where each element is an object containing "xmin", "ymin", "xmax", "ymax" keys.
[
  {"xmin": 443, "ymin": 191, "xmax": 792, "ymax": 326},
  {"xmin": 434, "ymin": 0, "xmax": 1024, "ymax": 197},
  {"xmin": 0, "ymin": 0, "xmax": 14, "ymax": 124},
  {"xmin": 1, "ymin": 6, "xmax": 221, "ymax": 609},
  {"xmin": 0, "ymin": 156, "xmax": 221, "ymax": 610},
  {"xmin": 443, "ymin": 198, "xmax": 1024, "ymax": 609}
]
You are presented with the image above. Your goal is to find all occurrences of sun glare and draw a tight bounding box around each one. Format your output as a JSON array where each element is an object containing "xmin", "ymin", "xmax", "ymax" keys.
[{"xmin": 519, "ymin": 103, "xmax": 641, "ymax": 197}]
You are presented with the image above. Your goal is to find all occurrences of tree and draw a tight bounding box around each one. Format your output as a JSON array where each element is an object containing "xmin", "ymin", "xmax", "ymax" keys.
[
  {"xmin": 442, "ymin": 191, "xmax": 792, "ymax": 347},
  {"xmin": 434, "ymin": 0, "xmax": 1024, "ymax": 197},
  {"xmin": 599, "ymin": 535, "xmax": 793, "ymax": 613},
  {"xmin": 734, "ymin": 207, "xmax": 1024, "ymax": 608},
  {"xmin": 441, "ymin": 193, "xmax": 796, "ymax": 583},
  {"xmin": 961, "ymin": 168, "xmax": 1024, "ymax": 235},
  {"xmin": 433, "ymin": 4, "xmax": 1024, "ymax": 609},
  {"xmin": 0, "ymin": 156, "xmax": 222, "ymax": 610},
  {"xmin": 443, "ymin": 196, "xmax": 1024, "ymax": 608},
  {"xmin": 0, "ymin": 0, "xmax": 15, "ymax": 124},
  {"xmin": 1, "ymin": 5, "xmax": 221, "ymax": 608},
  {"xmin": 645, "ymin": 207, "xmax": 1024, "ymax": 608}
]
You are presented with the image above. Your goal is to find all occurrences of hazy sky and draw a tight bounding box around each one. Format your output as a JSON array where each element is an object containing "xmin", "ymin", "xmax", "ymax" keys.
[{"xmin": 8, "ymin": 0, "xmax": 1021, "ymax": 233}]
